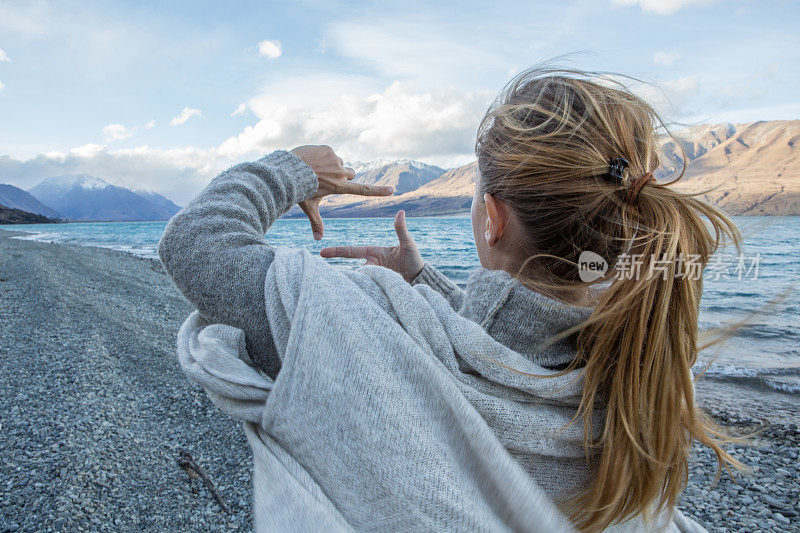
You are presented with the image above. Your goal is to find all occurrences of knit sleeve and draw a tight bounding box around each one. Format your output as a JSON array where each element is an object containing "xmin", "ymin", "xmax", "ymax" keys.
[
  {"xmin": 411, "ymin": 263, "xmax": 465, "ymax": 310},
  {"xmin": 158, "ymin": 150, "xmax": 318, "ymax": 378}
]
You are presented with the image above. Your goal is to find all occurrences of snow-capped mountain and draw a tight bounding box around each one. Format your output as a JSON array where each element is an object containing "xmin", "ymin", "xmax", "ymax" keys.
[
  {"xmin": 292, "ymin": 120, "xmax": 799, "ymax": 218},
  {"xmin": 28, "ymin": 175, "xmax": 182, "ymax": 221},
  {"xmin": 0, "ymin": 184, "xmax": 62, "ymax": 218},
  {"xmin": 131, "ymin": 188, "xmax": 182, "ymax": 218},
  {"xmin": 346, "ymin": 160, "xmax": 446, "ymax": 194},
  {"xmin": 302, "ymin": 159, "xmax": 448, "ymax": 216},
  {"xmin": 314, "ymin": 162, "xmax": 478, "ymax": 218},
  {"xmin": 660, "ymin": 122, "xmax": 739, "ymax": 164}
]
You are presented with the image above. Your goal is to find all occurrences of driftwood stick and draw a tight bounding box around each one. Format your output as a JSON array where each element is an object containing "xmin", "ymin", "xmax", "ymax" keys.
[{"xmin": 177, "ymin": 449, "xmax": 232, "ymax": 515}]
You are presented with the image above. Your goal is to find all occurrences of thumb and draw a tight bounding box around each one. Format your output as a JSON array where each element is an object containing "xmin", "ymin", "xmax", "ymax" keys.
[
  {"xmin": 394, "ymin": 210, "xmax": 415, "ymax": 247},
  {"xmin": 300, "ymin": 200, "xmax": 325, "ymax": 240}
]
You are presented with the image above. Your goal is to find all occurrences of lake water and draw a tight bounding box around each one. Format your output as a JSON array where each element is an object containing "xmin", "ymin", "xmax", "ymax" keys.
[{"xmin": 4, "ymin": 216, "xmax": 799, "ymax": 393}]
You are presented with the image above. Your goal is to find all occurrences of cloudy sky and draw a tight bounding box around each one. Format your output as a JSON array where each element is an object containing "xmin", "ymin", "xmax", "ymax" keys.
[{"xmin": 0, "ymin": 0, "xmax": 798, "ymax": 203}]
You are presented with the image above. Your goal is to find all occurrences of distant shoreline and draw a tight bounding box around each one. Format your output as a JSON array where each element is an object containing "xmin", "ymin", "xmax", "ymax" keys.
[
  {"xmin": 6, "ymin": 212, "xmax": 799, "ymax": 227},
  {"xmin": 0, "ymin": 214, "xmax": 475, "ymax": 227},
  {"xmin": 0, "ymin": 204, "xmax": 60, "ymax": 225}
]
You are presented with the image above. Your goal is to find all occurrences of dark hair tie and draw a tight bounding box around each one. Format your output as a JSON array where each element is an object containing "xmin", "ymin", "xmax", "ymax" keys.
[
  {"xmin": 607, "ymin": 157, "xmax": 628, "ymax": 182},
  {"xmin": 606, "ymin": 157, "xmax": 654, "ymax": 205}
]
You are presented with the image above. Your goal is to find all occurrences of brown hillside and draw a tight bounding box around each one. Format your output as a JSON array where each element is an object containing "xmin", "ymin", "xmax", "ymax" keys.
[{"xmin": 305, "ymin": 120, "xmax": 798, "ymax": 217}]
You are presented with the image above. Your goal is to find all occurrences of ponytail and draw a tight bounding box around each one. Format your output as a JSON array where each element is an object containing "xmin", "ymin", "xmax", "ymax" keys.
[
  {"xmin": 475, "ymin": 67, "xmax": 745, "ymax": 531},
  {"xmin": 567, "ymin": 190, "xmax": 742, "ymax": 531}
]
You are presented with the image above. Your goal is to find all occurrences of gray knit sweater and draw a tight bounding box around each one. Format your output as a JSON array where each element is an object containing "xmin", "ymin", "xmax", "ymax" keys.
[{"xmin": 159, "ymin": 151, "xmax": 702, "ymax": 532}]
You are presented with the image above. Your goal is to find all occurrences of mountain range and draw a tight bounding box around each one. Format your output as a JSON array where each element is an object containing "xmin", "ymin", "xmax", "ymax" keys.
[
  {"xmin": 0, "ymin": 184, "xmax": 62, "ymax": 219},
  {"xmin": 16, "ymin": 176, "xmax": 181, "ymax": 222},
  {"xmin": 1, "ymin": 120, "xmax": 796, "ymax": 223},
  {"xmin": 28, "ymin": 175, "xmax": 180, "ymax": 221},
  {"xmin": 661, "ymin": 120, "xmax": 799, "ymax": 215},
  {"xmin": 0, "ymin": 177, "xmax": 183, "ymax": 222},
  {"xmin": 290, "ymin": 119, "xmax": 799, "ymax": 218},
  {"xmin": 348, "ymin": 160, "xmax": 446, "ymax": 194},
  {"xmin": 300, "ymin": 162, "xmax": 478, "ymax": 218},
  {"xmin": 131, "ymin": 189, "xmax": 183, "ymax": 217}
]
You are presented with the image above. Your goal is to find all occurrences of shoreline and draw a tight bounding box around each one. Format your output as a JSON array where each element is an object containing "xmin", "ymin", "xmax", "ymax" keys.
[
  {"xmin": 4, "ymin": 225, "xmax": 799, "ymax": 400},
  {"xmin": 1, "ymin": 231, "xmax": 798, "ymax": 531}
]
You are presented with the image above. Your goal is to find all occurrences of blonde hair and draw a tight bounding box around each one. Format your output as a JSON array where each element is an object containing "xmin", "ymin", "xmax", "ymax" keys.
[{"xmin": 475, "ymin": 68, "xmax": 742, "ymax": 531}]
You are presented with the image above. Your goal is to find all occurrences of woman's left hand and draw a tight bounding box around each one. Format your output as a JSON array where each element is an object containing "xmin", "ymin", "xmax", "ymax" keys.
[
  {"xmin": 290, "ymin": 145, "xmax": 395, "ymax": 240},
  {"xmin": 320, "ymin": 210, "xmax": 424, "ymax": 282}
]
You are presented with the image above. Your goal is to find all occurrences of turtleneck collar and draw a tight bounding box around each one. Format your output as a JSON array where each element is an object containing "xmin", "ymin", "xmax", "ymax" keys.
[{"xmin": 460, "ymin": 268, "xmax": 593, "ymax": 369}]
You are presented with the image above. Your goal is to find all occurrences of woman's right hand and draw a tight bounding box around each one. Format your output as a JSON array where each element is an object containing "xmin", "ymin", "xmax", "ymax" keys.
[
  {"xmin": 290, "ymin": 145, "xmax": 393, "ymax": 240},
  {"xmin": 320, "ymin": 210, "xmax": 425, "ymax": 282}
]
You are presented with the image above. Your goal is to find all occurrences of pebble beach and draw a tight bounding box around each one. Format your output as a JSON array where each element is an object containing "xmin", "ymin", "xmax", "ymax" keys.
[{"xmin": 1, "ymin": 229, "xmax": 798, "ymax": 532}]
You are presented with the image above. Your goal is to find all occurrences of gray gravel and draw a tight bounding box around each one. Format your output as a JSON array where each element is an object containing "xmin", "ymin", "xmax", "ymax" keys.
[
  {"xmin": 681, "ymin": 417, "xmax": 800, "ymax": 532},
  {"xmin": 1, "ymin": 230, "xmax": 798, "ymax": 532},
  {"xmin": 1, "ymin": 232, "xmax": 252, "ymax": 532}
]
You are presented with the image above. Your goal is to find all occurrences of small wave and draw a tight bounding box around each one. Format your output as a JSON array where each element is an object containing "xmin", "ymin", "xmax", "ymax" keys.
[
  {"xmin": 697, "ymin": 322, "xmax": 799, "ymax": 341},
  {"xmin": 12, "ymin": 231, "xmax": 64, "ymax": 242},
  {"xmin": 85, "ymin": 242, "xmax": 159, "ymax": 259},
  {"xmin": 763, "ymin": 379, "xmax": 800, "ymax": 394},
  {"xmin": 705, "ymin": 292, "xmax": 764, "ymax": 299},
  {"xmin": 698, "ymin": 363, "xmax": 800, "ymax": 377},
  {"xmin": 695, "ymin": 363, "xmax": 800, "ymax": 395},
  {"xmin": 703, "ymin": 305, "xmax": 732, "ymax": 313},
  {"xmin": 12, "ymin": 232, "xmax": 158, "ymax": 259},
  {"xmin": 696, "ymin": 363, "xmax": 759, "ymax": 378},
  {"xmin": 736, "ymin": 324, "xmax": 800, "ymax": 340}
]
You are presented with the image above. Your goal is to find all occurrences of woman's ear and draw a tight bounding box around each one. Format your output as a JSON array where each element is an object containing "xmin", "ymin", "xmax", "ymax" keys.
[{"xmin": 483, "ymin": 194, "xmax": 509, "ymax": 247}]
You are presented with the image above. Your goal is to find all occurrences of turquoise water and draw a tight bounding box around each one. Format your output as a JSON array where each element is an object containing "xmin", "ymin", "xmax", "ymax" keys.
[{"xmin": 3, "ymin": 216, "xmax": 799, "ymax": 391}]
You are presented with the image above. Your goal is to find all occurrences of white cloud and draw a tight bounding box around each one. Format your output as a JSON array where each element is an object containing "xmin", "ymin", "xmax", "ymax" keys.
[
  {"xmin": 217, "ymin": 81, "xmax": 492, "ymax": 164},
  {"xmin": 102, "ymin": 120, "xmax": 156, "ymax": 142},
  {"xmin": 0, "ymin": 48, "xmax": 9, "ymax": 62},
  {"xmin": 231, "ymin": 103, "xmax": 247, "ymax": 117},
  {"xmin": 68, "ymin": 143, "xmax": 106, "ymax": 158},
  {"xmin": 630, "ymin": 75, "xmax": 701, "ymax": 117},
  {"xmin": 0, "ymin": 81, "xmax": 4, "ymax": 91},
  {"xmin": 695, "ymin": 101, "xmax": 800, "ymax": 124},
  {"xmin": 663, "ymin": 76, "xmax": 700, "ymax": 100},
  {"xmin": 653, "ymin": 50, "xmax": 680, "ymax": 66},
  {"xmin": 612, "ymin": 0, "xmax": 723, "ymax": 15},
  {"xmin": 257, "ymin": 39, "xmax": 282, "ymax": 59},
  {"xmin": 102, "ymin": 124, "xmax": 132, "ymax": 142},
  {"xmin": 169, "ymin": 106, "xmax": 202, "ymax": 126},
  {"xmin": 0, "ymin": 144, "xmax": 225, "ymax": 204},
  {"xmin": 314, "ymin": 37, "xmax": 330, "ymax": 54},
  {"xmin": 718, "ymin": 84, "xmax": 764, "ymax": 101},
  {"xmin": 327, "ymin": 19, "xmax": 513, "ymax": 84},
  {"xmin": 760, "ymin": 62, "xmax": 780, "ymax": 79},
  {"xmin": 1, "ymin": 79, "xmax": 491, "ymax": 204}
]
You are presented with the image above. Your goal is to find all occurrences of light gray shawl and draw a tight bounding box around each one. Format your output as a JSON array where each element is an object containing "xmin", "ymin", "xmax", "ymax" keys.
[
  {"xmin": 176, "ymin": 248, "xmax": 702, "ymax": 532},
  {"xmin": 161, "ymin": 150, "xmax": 705, "ymax": 531}
]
